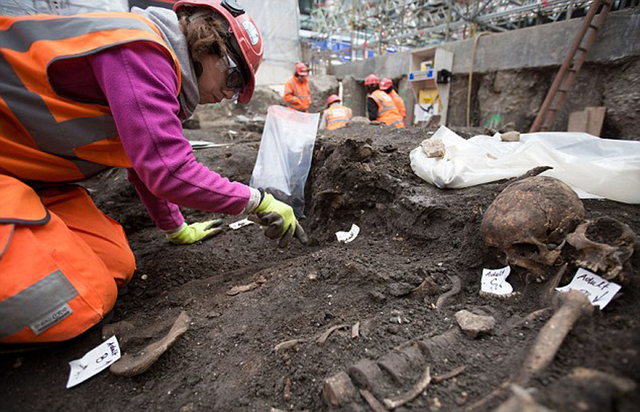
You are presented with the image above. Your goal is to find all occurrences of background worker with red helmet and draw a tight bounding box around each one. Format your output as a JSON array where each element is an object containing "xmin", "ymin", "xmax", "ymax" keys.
[
  {"xmin": 320, "ymin": 95, "xmax": 353, "ymax": 130},
  {"xmin": 284, "ymin": 62, "xmax": 311, "ymax": 112},
  {"xmin": 364, "ymin": 74, "xmax": 404, "ymax": 128},
  {"xmin": 0, "ymin": 0, "xmax": 306, "ymax": 345},
  {"xmin": 380, "ymin": 77, "xmax": 406, "ymax": 124}
]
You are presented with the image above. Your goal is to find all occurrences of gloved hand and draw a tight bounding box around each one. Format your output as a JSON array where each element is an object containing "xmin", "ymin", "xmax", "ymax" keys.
[
  {"xmin": 166, "ymin": 220, "xmax": 223, "ymax": 245},
  {"xmin": 250, "ymin": 193, "xmax": 307, "ymax": 248}
]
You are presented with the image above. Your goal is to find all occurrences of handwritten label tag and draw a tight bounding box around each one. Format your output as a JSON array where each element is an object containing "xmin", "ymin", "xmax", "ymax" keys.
[
  {"xmin": 336, "ymin": 224, "xmax": 360, "ymax": 243},
  {"xmin": 556, "ymin": 268, "xmax": 621, "ymax": 309},
  {"xmin": 229, "ymin": 217, "xmax": 254, "ymax": 230},
  {"xmin": 481, "ymin": 266, "xmax": 513, "ymax": 296},
  {"xmin": 67, "ymin": 336, "xmax": 121, "ymax": 388}
]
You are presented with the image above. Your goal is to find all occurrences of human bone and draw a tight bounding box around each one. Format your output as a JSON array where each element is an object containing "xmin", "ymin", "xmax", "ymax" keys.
[
  {"xmin": 566, "ymin": 217, "xmax": 637, "ymax": 282},
  {"xmin": 480, "ymin": 176, "xmax": 585, "ymax": 278}
]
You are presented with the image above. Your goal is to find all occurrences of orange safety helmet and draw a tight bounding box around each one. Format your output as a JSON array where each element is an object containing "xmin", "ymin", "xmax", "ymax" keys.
[
  {"xmin": 379, "ymin": 77, "xmax": 393, "ymax": 90},
  {"xmin": 174, "ymin": 0, "xmax": 264, "ymax": 104},
  {"xmin": 364, "ymin": 74, "xmax": 379, "ymax": 86},
  {"xmin": 295, "ymin": 62, "xmax": 309, "ymax": 76},
  {"xmin": 326, "ymin": 94, "xmax": 340, "ymax": 107}
]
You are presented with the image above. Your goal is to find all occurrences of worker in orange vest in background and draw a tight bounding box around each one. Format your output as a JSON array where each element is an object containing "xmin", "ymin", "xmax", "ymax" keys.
[
  {"xmin": 284, "ymin": 62, "xmax": 311, "ymax": 112},
  {"xmin": 380, "ymin": 77, "xmax": 406, "ymax": 124},
  {"xmin": 364, "ymin": 74, "xmax": 404, "ymax": 128},
  {"xmin": 320, "ymin": 94, "xmax": 353, "ymax": 130}
]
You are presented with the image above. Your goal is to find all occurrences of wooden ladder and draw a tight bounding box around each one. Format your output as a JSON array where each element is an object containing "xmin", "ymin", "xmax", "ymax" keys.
[{"xmin": 530, "ymin": 0, "xmax": 613, "ymax": 132}]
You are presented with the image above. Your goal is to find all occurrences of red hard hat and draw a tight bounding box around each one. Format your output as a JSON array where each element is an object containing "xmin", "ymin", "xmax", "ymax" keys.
[
  {"xmin": 379, "ymin": 77, "xmax": 393, "ymax": 90},
  {"xmin": 326, "ymin": 94, "xmax": 340, "ymax": 107},
  {"xmin": 295, "ymin": 62, "xmax": 308, "ymax": 76},
  {"xmin": 174, "ymin": 0, "xmax": 264, "ymax": 104},
  {"xmin": 364, "ymin": 74, "xmax": 379, "ymax": 86}
]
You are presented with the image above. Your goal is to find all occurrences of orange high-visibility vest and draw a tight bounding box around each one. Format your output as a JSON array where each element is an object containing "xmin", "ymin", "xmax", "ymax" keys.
[
  {"xmin": 389, "ymin": 89, "xmax": 406, "ymax": 120},
  {"xmin": 323, "ymin": 104, "xmax": 352, "ymax": 130},
  {"xmin": 0, "ymin": 13, "xmax": 181, "ymax": 183},
  {"xmin": 284, "ymin": 76, "xmax": 311, "ymax": 112},
  {"xmin": 370, "ymin": 89, "xmax": 404, "ymax": 128}
]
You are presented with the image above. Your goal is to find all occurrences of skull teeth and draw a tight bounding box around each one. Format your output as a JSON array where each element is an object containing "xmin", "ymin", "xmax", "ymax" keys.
[{"xmin": 575, "ymin": 260, "xmax": 598, "ymax": 273}]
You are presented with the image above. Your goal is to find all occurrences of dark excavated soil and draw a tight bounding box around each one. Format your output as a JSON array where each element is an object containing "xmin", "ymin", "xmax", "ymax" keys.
[{"xmin": 1, "ymin": 122, "xmax": 639, "ymax": 412}]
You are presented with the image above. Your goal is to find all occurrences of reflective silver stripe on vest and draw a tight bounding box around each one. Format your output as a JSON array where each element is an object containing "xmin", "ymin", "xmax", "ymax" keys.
[
  {"xmin": 0, "ymin": 17, "xmax": 156, "ymax": 178},
  {"xmin": 0, "ymin": 17, "xmax": 156, "ymax": 52},
  {"xmin": 372, "ymin": 94, "xmax": 394, "ymax": 116},
  {"xmin": 0, "ymin": 269, "xmax": 78, "ymax": 339},
  {"xmin": 389, "ymin": 120, "xmax": 402, "ymax": 127},
  {"xmin": 292, "ymin": 82, "xmax": 309, "ymax": 100}
]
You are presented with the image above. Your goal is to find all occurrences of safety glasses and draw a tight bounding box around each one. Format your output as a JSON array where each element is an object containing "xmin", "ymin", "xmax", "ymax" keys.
[{"xmin": 220, "ymin": 54, "xmax": 245, "ymax": 100}]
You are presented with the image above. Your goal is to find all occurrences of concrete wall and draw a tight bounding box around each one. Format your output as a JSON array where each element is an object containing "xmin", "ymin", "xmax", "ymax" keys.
[{"xmin": 330, "ymin": 8, "xmax": 640, "ymax": 138}]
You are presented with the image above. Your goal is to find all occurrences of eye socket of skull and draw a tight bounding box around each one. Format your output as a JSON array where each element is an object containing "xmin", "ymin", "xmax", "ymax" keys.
[
  {"xmin": 511, "ymin": 243, "xmax": 540, "ymax": 258},
  {"xmin": 586, "ymin": 217, "xmax": 626, "ymax": 244}
]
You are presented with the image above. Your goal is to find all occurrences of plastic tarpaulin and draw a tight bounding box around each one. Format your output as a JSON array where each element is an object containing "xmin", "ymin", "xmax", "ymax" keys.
[
  {"xmin": 250, "ymin": 105, "xmax": 319, "ymax": 217},
  {"xmin": 410, "ymin": 126, "xmax": 640, "ymax": 204}
]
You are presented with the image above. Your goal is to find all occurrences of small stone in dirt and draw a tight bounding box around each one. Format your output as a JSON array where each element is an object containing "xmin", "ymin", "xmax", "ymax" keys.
[
  {"xmin": 386, "ymin": 324, "xmax": 400, "ymax": 334},
  {"xmin": 388, "ymin": 282, "xmax": 414, "ymax": 297},
  {"xmin": 206, "ymin": 311, "xmax": 222, "ymax": 319},
  {"xmin": 179, "ymin": 403, "xmax": 195, "ymax": 412},
  {"xmin": 368, "ymin": 290, "xmax": 386, "ymax": 302},
  {"xmin": 500, "ymin": 131, "xmax": 520, "ymax": 142},
  {"xmin": 421, "ymin": 138, "xmax": 446, "ymax": 158},
  {"xmin": 322, "ymin": 371, "xmax": 357, "ymax": 406},
  {"xmin": 455, "ymin": 391, "xmax": 468, "ymax": 405},
  {"xmin": 454, "ymin": 310, "xmax": 495, "ymax": 339}
]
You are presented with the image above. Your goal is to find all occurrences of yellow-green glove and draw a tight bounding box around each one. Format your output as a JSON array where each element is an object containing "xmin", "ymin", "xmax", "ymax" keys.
[
  {"xmin": 250, "ymin": 193, "xmax": 307, "ymax": 248},
  {"xmin": 166, "ymin": 220, "xmax": 223, "ymax": 245}
]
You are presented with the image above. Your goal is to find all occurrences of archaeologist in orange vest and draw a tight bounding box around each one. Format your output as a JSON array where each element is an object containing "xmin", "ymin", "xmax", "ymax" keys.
[
  {"xmin": 320, "ymin": 94, "xmax": 353, "ymax": 130},
  {"xmin": 0, "ymin": 0, "xmax": 306, "ymax": 345},
  {"xmin": 284, "ymin": 62, "xmax": 311, "ymax": 112},
  {"xmin": 364, "ymin": 74, "xmax": 404, "ymax": 128},
  {"xmin": 380, "ymin": 77, "xmax": 406, "ymax": 124}
]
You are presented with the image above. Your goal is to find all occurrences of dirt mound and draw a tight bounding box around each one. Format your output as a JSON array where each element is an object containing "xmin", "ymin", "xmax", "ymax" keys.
[
  {"xmin": 1, "ymin": 123, "xmax": 638, "ymax": 412},
  {"xmin": 194, "ymin": 86, "xmax": 282, "ymax": 128}
]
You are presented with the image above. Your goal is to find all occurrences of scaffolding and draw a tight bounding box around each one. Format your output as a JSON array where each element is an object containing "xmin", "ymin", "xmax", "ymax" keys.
[{"xmin": 307, "ymin": 0, "xmax": 632, "ymax": 69}]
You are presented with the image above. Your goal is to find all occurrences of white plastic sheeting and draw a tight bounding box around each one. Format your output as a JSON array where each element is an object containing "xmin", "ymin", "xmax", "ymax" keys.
[
  {"xmin": 410, "ymin": 126, "xmax": 640, "ymax": 204},
  {"xmin": 0, "ymin": 0, "xmax": 128, "ymax": 15}
]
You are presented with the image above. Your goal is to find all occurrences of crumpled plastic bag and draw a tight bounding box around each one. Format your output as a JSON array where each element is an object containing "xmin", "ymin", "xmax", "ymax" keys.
[{"xmin": 250, "ymin": 105, "xmax": 319, "ymax": 217}]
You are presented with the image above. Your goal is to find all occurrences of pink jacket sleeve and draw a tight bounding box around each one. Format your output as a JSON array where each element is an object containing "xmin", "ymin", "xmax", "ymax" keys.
[{"xmin": 90, "ymin": 42, "xmax": 251, "ymax": 230}]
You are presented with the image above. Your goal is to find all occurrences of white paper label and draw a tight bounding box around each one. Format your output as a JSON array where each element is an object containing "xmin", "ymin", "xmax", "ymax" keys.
[
  {"xmin": 229, "ymin": 217, "xmax": 254, "ymax": 230},
  {"xmin": 67, "ymin": 336, "xmax": 121, "ymax": 388},
  {"xmin": 481, "ymin": 266, "xmax": 513, "ymax": 295},
  {"xmin": 336, "ymin": 224, "xmax": 360, "ymax": 243},
  {"xmin": 556, "ymin": 268, "xmax": 621, "ymax": 309}
]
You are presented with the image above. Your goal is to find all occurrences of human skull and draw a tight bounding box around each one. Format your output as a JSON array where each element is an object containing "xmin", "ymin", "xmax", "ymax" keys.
[
  {"xmin": 481, "ymin": 176, "xmax": 585, "ymax": 278},
  {"xmin": 566, "ymin": 217, "xmax": 637, "ymax": 282}
]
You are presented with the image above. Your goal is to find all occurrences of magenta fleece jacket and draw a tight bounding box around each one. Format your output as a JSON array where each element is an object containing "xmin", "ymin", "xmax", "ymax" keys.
[{"xmin": 51, "ymin": 42, "xmax": 252, "ymax": 230}]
